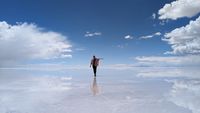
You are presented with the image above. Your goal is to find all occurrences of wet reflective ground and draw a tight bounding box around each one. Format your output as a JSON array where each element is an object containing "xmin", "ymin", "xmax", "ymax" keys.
[{"xmin": 0, "ymin": 67, "xmax": 199, "ymax": 113}]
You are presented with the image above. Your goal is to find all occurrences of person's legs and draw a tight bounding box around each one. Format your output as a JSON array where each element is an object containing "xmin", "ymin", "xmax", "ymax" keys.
[{"xmin": 93, "ymin": 65, "xmax": 97, "ymax": 77}]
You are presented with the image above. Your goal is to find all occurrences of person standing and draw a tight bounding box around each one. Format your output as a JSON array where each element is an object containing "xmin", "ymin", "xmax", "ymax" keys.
[{"xmin": 90, "ymin": 55, "xmax": 100, "ymax": 77}]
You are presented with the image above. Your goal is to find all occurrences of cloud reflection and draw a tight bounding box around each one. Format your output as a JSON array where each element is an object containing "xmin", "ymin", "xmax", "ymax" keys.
[
  {"xmin": 136, "ymin": 67, "xmax": 200, "ymax": 113},
  {"xmin": 0, "ymin": 68, "xmax": 199, "ymax": 113},
  {"xmin": 168, "ymin": 79, "xmax": 200, "ymax": 113},
  {"xmin": 0, "ymin": 70, "xmax": 72, "ymax": 113}
]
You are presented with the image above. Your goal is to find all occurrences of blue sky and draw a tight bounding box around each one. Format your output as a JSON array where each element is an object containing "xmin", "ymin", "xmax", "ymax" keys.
[
  {"xmin": 0, "ymin": 1, "xmax": 200, "ymax": 112},
  {"xmin": 0, "ymin": 0, "xmax": 200, "ymax": 67}
]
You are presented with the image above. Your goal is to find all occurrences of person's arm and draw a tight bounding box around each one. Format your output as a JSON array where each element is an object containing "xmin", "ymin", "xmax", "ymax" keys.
[{"xmin": 98, "ymin": 58, "xmax": 103, "ymax": 60}]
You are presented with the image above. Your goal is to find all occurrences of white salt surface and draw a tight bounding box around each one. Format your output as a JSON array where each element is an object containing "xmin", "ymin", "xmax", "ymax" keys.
[{"xmin": 0, "ymin": 67, "xmax": 199, "ymax": 113}]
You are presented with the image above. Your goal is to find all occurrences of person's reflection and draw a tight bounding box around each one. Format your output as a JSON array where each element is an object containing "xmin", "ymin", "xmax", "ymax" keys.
[{"xmin": 91, "ymin": 77, "xmax": 100, "ymax": 96}]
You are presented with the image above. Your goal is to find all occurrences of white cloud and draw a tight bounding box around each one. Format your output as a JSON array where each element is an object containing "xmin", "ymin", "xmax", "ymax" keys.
[
  {"xmin": 136, "ymin": 67, "xmax": 200, "ymax": 79},
  {"xmin": 117, "ymin": 45, "xmax": 125, "ymax": 48},
  {"xmin": 102, "ymin": 64, "xmax": 135, "ymax": 70},
  {"xmin": 152, "ymin": 13, "xmax": 156, "ymax": 19},
  {"xmin": 0, "ymin": 63, "xmax": 90, "ymax": 71},
  {"xmin": 155, "ymin": 32, "xmax": 161, "ymax": 36},
  {"xmin": 136, "ymin": 56, "xmax": 181, "ymax": 63},
  {"xmin": 0, "ymin": 21, "xmax": 72, "ymax": 66},
  {"xmin": 116, "ymin": 43, "xmax": 128, "ymax": 49},
  {"xmin": 75, "ymin": 48, "xmax": 85, "ymax": 51},
  {"xmin": 124, "ymin": 35, "xmax": 133, "ymax": 39},
  {"xmin": 60, "ymin": 54, "xmax": 72, "ymax": 58},
  {"xmin": 163, "ymin": 16, "xmax": 200, "ymax": 55},
  {"xmin": 135, "ymin": 55, "xmax": 200, "ymax": 67},
  {"xmin": 84, "ymin": 31, "xmax": 102, "ymax": 37},
  {"xmin": 140, "ymin": 35, "xmax": 153, "ymax": 39},
  {"xmin": 158, "ymin": 0, "xmax": 200, "ymax": 20},
  {"xmin": 159, "ymin": 20, "xmax": 166, "ymax": 25},
  {"xmin": 140, "ymin": 32, "xmax": 161, "ymax": 39}
]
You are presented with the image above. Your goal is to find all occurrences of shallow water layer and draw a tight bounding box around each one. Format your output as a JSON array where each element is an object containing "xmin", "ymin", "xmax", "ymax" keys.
[{"xmin": 0, "ymin": 67, "xmax": 199, "ymax": 113}]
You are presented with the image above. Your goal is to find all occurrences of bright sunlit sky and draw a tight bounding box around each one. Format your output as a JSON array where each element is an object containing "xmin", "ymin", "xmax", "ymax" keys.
[{"xmin": 0, "ymin": 0, "xmax": 200, "ymax": 67}]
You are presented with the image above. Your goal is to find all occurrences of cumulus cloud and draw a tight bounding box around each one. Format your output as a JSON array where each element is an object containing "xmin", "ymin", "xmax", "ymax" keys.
[
  {"xmin": 139, "ymin": 32, "xmax": 161, "ymax": 39},
  {"xmin": 124, "ymin": 35, "xmax": 133, "ymax": 39},
  {"xmin": 0, "ymin": 21, "xmax": 72, "ymax": 66},
  {"xmin": 163, "ymin": 16, "xmax": 200, "ymax": 55},
  {"xmin": 135, "ymin": 55, "xmax": 200, "ymax": 67},
  {"xmin": 158, "ymin": 0, "xmax": 200, "ymax": 20},
  {"xmin": 84, "ymin": 31, "xmax": 102, "ymax": 37}
]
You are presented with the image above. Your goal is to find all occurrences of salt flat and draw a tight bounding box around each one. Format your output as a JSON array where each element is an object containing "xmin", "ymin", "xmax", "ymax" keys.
[{"xmin": 0, "ymin": 67, "xmax": 199, "ymax": 113}]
